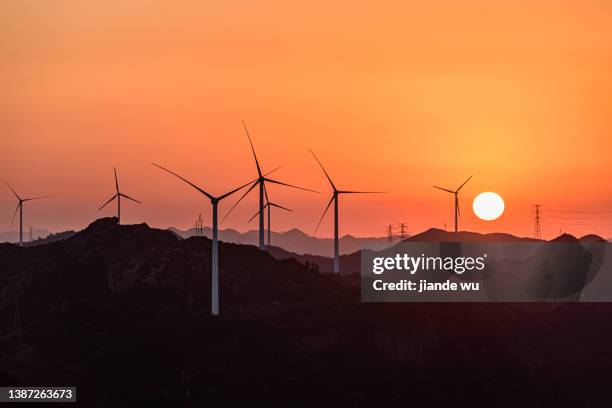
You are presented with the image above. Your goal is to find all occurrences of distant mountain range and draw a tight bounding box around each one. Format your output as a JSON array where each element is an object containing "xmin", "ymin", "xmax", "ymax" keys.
[
  {"xmin": 267, "ymin": 228, "xmax": 608, "ymax": 274},
  {"xmin": 169, "ymin": 226, "xmax": 391, "ymax": 257}
]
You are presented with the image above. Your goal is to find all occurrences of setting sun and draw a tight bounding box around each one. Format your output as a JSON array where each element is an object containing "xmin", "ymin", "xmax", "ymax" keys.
[{"xmin": 473, "ymin": 192, "xmax": 505, "ymax": 221}]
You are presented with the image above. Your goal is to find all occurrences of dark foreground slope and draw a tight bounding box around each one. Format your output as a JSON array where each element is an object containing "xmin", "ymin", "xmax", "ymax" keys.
[{"xmin": 1, "ymin": 218, "xmax": 611, "ymax": 407}]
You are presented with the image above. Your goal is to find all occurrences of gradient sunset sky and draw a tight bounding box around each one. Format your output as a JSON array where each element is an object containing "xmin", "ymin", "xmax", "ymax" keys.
[{"xmin": 2, "ymin": 1, "xmax": 611, "ymax": 239}]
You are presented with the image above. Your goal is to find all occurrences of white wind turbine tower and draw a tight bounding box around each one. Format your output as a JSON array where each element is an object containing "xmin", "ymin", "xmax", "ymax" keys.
[
  {"xmin": 310, "ymin": 149, "xmax": 385, "ymax": 273},
  {"xmin": 153, "ymin": 163, "xmax": 258, "ymax": 316},
  {"xmin": 433, "ymin": 176, "xmax": 472, "ymax": 232},
  {"xmin": 3, "ymin": 180, "xmax": 46, "ymax": 246},
  {"xmin": 97, "ymin": 167, "xmax": 141, "ymax": 224},
  {"xmin": 248, "ymin": 186, "xmax": 292, "ymax": 246},
  {"xmin": 222, "ymin": 120, "xmax": 317, "ymax": 249}
]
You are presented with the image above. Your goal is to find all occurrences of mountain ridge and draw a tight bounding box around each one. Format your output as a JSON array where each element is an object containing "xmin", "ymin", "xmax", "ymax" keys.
[{"xmin": 169, "ymin": 226, "xmax": 391, "ymax": 256}]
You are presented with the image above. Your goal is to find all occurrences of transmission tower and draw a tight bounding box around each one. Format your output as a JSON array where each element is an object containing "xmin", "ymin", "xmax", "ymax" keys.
[
  {"xmin": 399, "ymin": 223, "xmax": 408, "ymax": 240},
  {"xmin": 386, "ymin": 222, "xmax": 409, "ymax": 243},
  {"xmin": 194, "ymin": 213, "xmax": 204, "ymax": 237},
  {"xmin": 533, "ymin": 204, "xmax": 542, "ymax": 239},
  {"xmin": 387, "ymin": 224, "xmax": 394, "ymax": 243}
]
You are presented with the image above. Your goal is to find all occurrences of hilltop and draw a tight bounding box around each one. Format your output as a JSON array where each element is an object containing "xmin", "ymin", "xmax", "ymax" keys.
[{"xmin": 404, "ymin": 227, "xmax": 541, "ymax": 242}]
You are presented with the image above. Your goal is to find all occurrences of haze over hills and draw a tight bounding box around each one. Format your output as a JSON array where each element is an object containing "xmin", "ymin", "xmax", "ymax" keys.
[
  {"xmin": 0, "ymin": 229, "xmax": 49, "ymax": 243},
  {"xmin": 261, "ymin": 228, "xmax": 608, "ymax": 274},
  {"xmin": 170, "ymin": 226, "xmax": 391, "ymax": 257}
]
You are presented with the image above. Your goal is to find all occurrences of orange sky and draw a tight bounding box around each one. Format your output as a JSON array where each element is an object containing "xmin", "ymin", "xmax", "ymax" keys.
[{"xmin": 1, "ymin": 1, "xmax": 611, "ymax": 239}]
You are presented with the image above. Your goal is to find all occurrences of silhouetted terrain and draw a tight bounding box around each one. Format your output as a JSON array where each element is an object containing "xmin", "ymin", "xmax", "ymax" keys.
[
  {"xmin": 404, "ymin": 227, "xmax": 542, "ymax": 243},
  {"xmin": 170, "ymin": 226, "xmax": 390, "ymax": 256},
  {"xmin": 1, "ymin": 218, "xmax": 612, "ymax": 406}
]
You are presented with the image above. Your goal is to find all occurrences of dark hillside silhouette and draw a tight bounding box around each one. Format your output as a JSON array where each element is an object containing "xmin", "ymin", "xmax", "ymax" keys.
[{"xmin": 1, "ymin": 218, "xmax": 612, "ymax": 406}]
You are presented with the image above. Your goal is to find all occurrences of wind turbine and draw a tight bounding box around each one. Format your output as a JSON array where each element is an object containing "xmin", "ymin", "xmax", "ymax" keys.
[
  {"xmin": 153, "ymin": 163, "xmax": 257, "ymax": 316},
  {"xmin": 433, "ymin": 176, "xmax": 472, "ymax": 232},
  {"xmin": 222, "ymin": 120, "xmax": 317, "ymax": 250},
  {"xmin": 310, "ymin": 149, "xmax": 384, "ymax": 273},
  {"xmin": 3, "ymin": 180, "xmax": 46, "ymax": 246},
  {"xmin": 248, "ymin": 186, "xmax": 292, "ymax": 246},
  {"xmin": 98, "ymin": 167, "xmax": 141, "ymax": 224}
]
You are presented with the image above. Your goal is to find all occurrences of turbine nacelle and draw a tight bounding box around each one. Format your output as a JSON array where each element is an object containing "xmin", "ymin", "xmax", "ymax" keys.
[
  {"xmin": 310, "ymin": 149, "xmax": 385, "ymax": 237},
  {"xmin": 433, "ymin": 175, "xmax": 473, "ymax": 232},
  {"xmin": 221, "ymin": 123, "xmax": 317, "ymax": 234},
  {"xmin": 152, "ymin": 163, "xmax": 257, "ymax": 204},
  {"xmin": 3, "ymin": 179, "xmax": 46, "ymax": 245},
  {"xmin": 153, "ymin": 161, "xmax": 259, "ymax": 316},
  {"xmin": 97, "ymin": 167, "xmax": 141, "ymax": 224},
  {"xmin": 433, "ymin": 175, "xmax": 472, "ymax": 196},
  {"xmin": 309, "ymin": 149, "xmax": 385, "ymax": 273}
]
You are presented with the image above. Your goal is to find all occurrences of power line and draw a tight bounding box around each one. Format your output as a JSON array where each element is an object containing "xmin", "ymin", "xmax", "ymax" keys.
[
  {"xmin": 544, "ymin": 214, "xmax": 612, "ymax": 223},
  {"xmin": 548, "ymin": 221, "xmax": 612, "ymax": 226},
  {"xmin": 546, "ymin": 209, "xmax": 612, "ymax": 214},
  {"xmin": 546, "ymin": 215, "xmax": 612, "ymax": 219}
]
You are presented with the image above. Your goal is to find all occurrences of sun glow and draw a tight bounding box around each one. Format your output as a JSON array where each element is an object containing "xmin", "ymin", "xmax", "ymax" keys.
[{"xmin": 473, "ymin": 192, "xmax": 505, "ymax": 221}]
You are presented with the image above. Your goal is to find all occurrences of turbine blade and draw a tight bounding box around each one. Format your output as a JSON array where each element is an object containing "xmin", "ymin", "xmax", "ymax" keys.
[
  {"xmin": 264, "ymin": 178, "xmax": 319, "ymax": 193},
  {"xmin": 264, "ymin": 166, "xmax": 281, "ymax": 177},
  {"xmin": 309, "ymin": 149, "xmax": 336, "ymax": 191},
  {"xmin": 2, "ymin": 180, "xmax": 21, "ymax": 200},
  {"xmin": 338, "ymin": 190, "xmax": 385, "ymax": 194},
  {"xmin": 314, "ymin": 195, "xmax": 335, "ymax": 236},
  {"xmin": 120, "ymin": 193, "xmax": 141, "ymax": 204},
  {"xmin": 9, "ymin": 202, "xmax": 20, "ymax": 226},
  {"xmin": 220, "ymin": 181, "xmax": 259, "ymax": 223},
  {"xmin": 98, "ymin": 194, "xmax": 118, "ymax": 211},
  {"xmin": 242, "ymin": 120, "xmax": 262, "ymax": 177},
  {"xmin": 218, "ymin": 177, "xmax": 260, "ymax": 200},
  {"xmin": 433, "ymin": 186, "xmax": 455, "ymax": 194},
  {"xmin": 248, "ymin": 207, "xmax": 263, "ymax": 223},
  {"xmin": 261, "ymin": 167, "xmax": 279, "ymax": 205},
  {"xmin": 263, "ymin": 182, "xmax": 269, "ymax": 203},
  {"xmin": 114, "ymin": 167, "xmax": 119, "ymax": 193},
  {"xmin": 269, "ymin": 202, "xmax": 292, "ymax": 212},
  {"xmin": 456, "ymin": 175, "xmax": 473, "ymax": 192},
  {"xmin": 152, "ymin": 163, "xmax": 214, "ymax": 200},
  {"xmin": 22, "ymin": 195, "xmax": 48, "ymax": 201}
]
